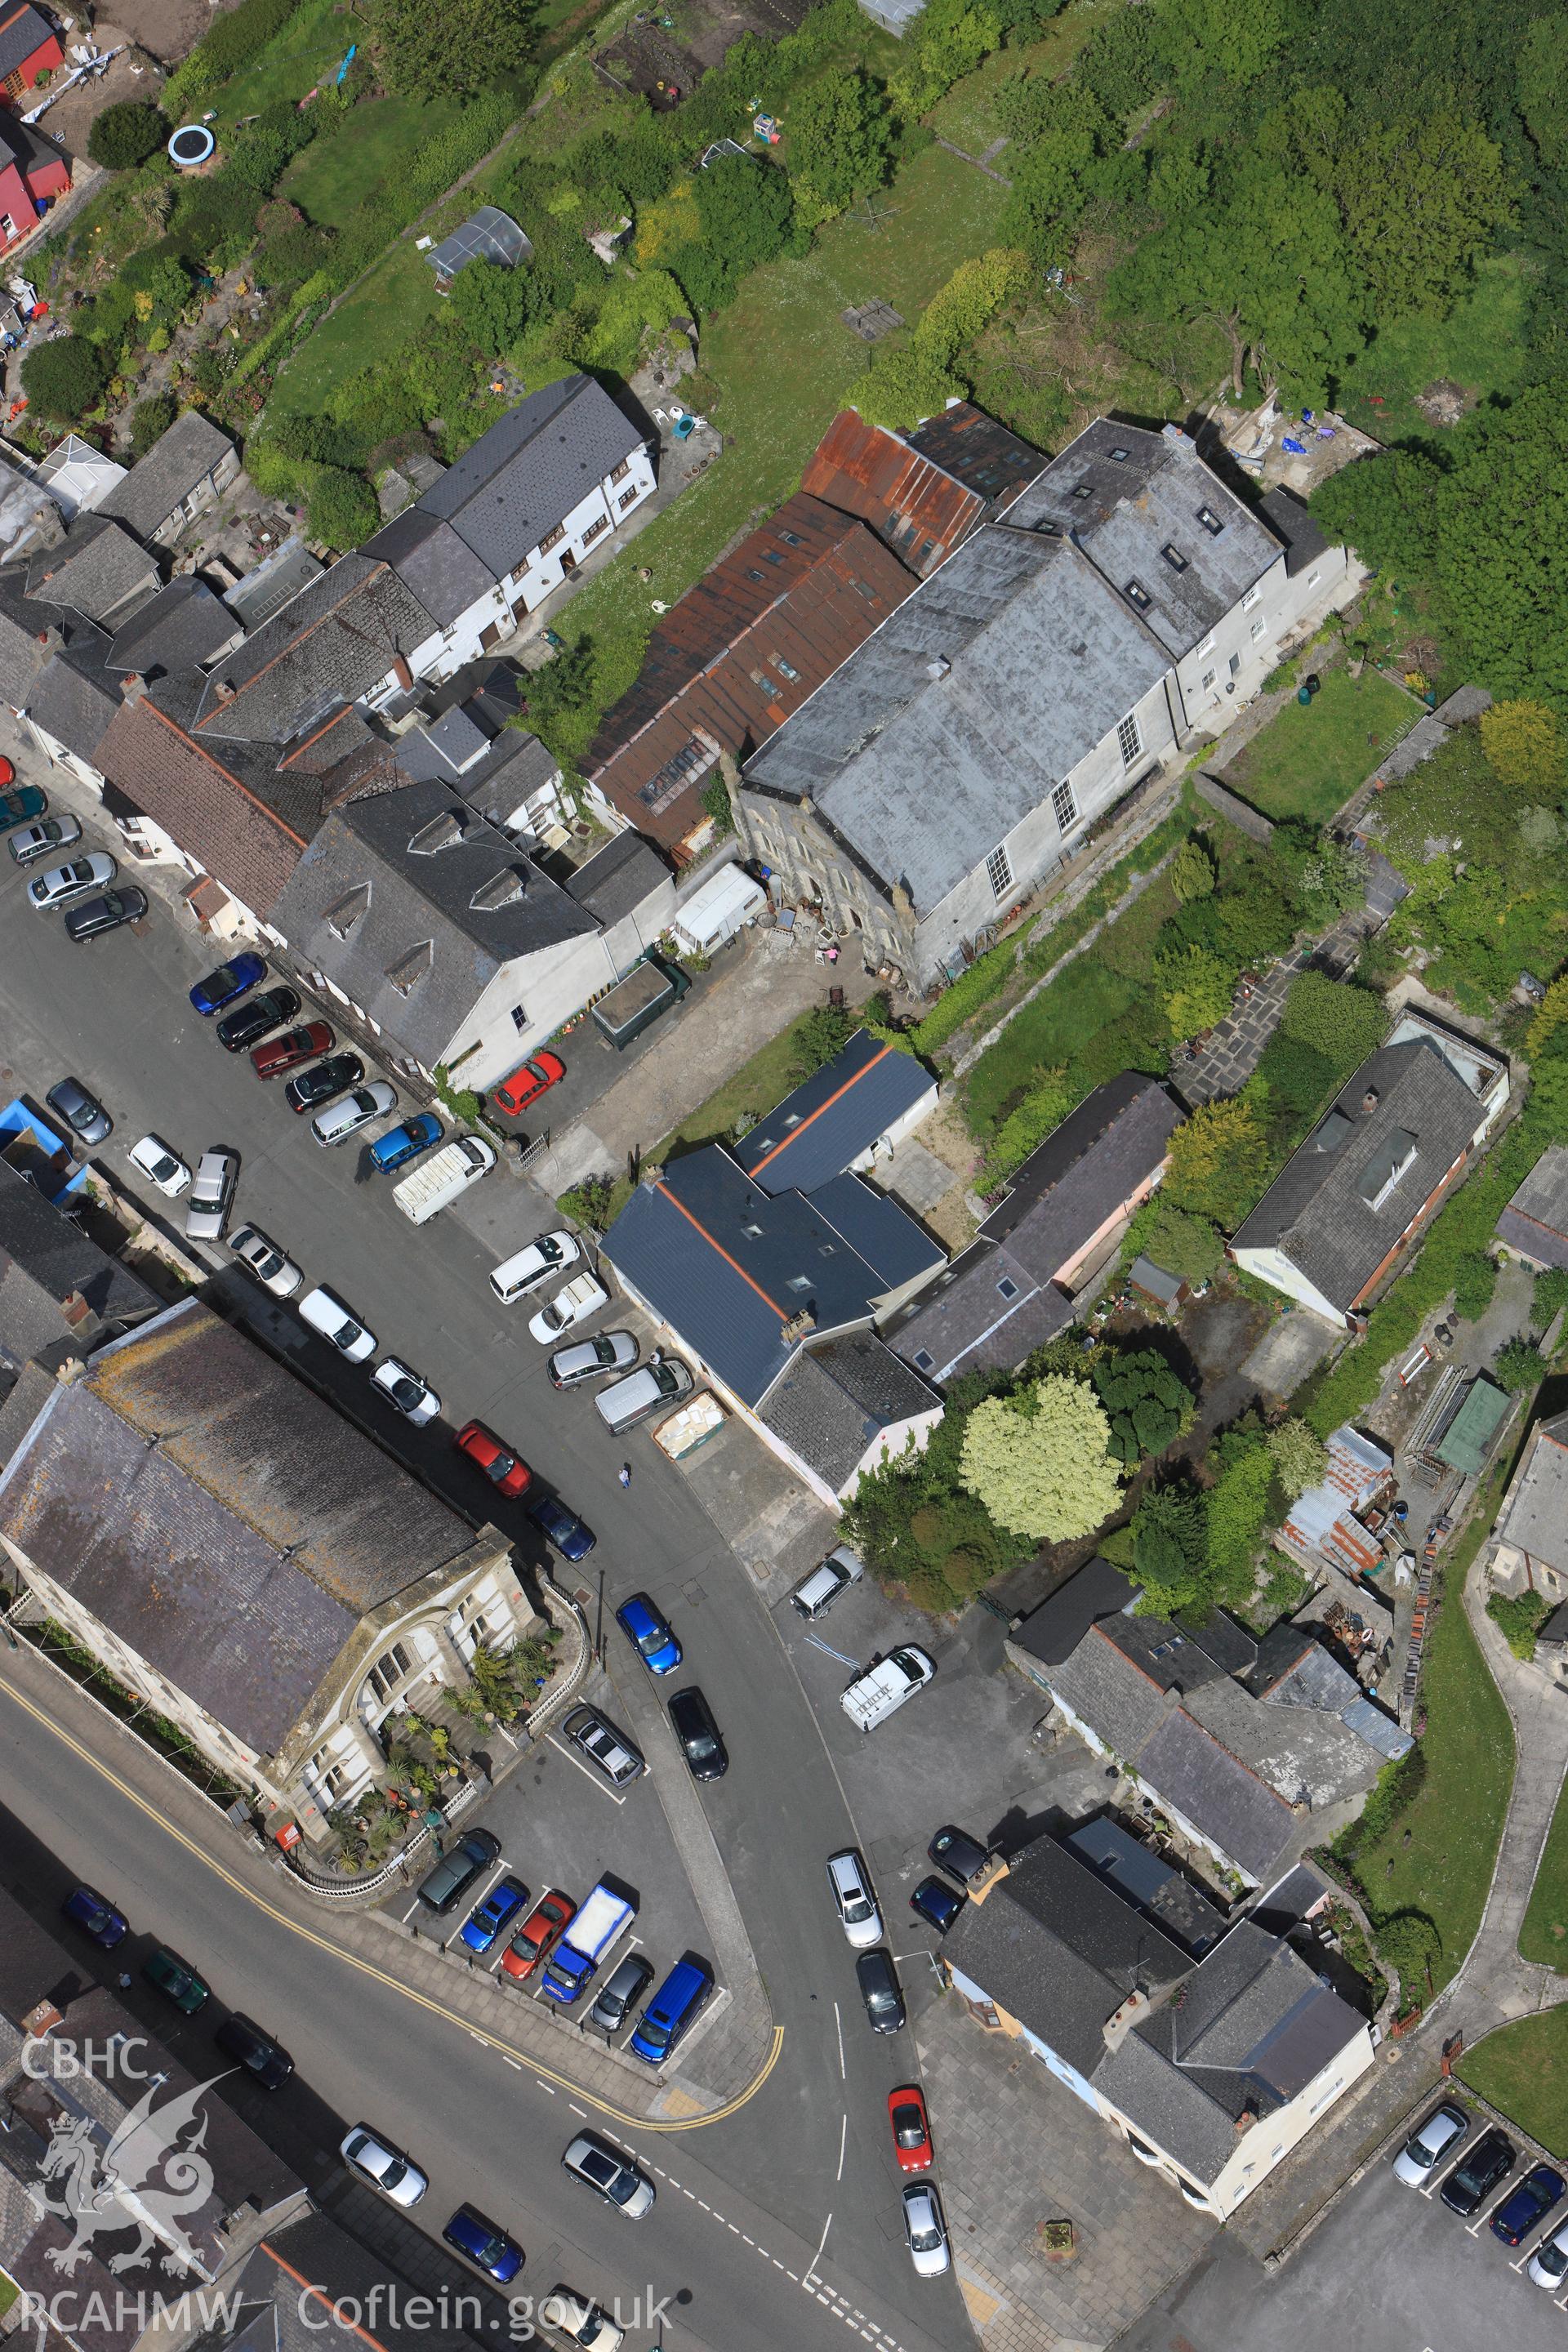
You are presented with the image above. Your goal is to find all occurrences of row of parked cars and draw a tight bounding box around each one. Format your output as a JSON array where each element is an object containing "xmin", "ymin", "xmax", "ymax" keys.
[
  {"xmin": 4, "ymin": 782, "xmax": 149, "ymax": 940},
  {"xmin": 1394, "ymin": 2100, "xmax": 1568, "ymax": 2285}
]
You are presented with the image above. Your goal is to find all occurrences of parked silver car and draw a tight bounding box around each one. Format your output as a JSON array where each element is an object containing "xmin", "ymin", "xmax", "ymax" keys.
[
  {"xmin": 229, "ymin": 1223, "xmax": 303, "ymax": 1298},
  {"xmin": 44, "ymin": 1076, "xmax": 111, "ymax": 1147},
  {"xmin": 185, "ymin": 1147, "xmax": 238, "ymax": 1242},
  {"xmin": 547, "ymin": 1330, "xmax": 639, "ymax": 1389},
  {"xmin": 593, "ymin": 1349, "xmax": 693, "ymax": 1434},
  {"xmin": 310, "ymin": 1080, "xmax": 398, "ymax": 1148},
  {"xmin": 8, "ymin": 814, "xmax": 82, "ymax": 866},
  {"xmin": 29, "ymin": 850, "xmax": 116, "ymax": 911}
]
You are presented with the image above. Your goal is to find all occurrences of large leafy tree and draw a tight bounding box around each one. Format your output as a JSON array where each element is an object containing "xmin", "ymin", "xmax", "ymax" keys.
[
  {"xmin": 693, "ymin": 154, "xmax": 796, "ymax": 277},
  {"xmin": 959, "ymin": 1376, "xmax": 1123, "ymax": 1542},
  {"xmin": 786, "ymin": 69, "xmax": 894, "ymax": 219},
  {"xmin": 20, "ymin": 338, "xmax": 108, "ymax": 422},
  {"xmin": 448, "ymin": 257, "xmax": 536, "ymax": 354},
  {"xmin": 1330, "ymin": 109, "xmax": 1510, "ymax": 318},
  {"xmin": 1130, "ymin": 1483, "xmax": 1209, "ymax": 1616},
  {"xmin": 1092, "ymin": 1348, "xmax": 1196, "ymax": 1466}
]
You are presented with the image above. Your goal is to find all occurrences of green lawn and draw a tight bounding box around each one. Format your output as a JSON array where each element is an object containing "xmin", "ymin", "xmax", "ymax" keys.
[
  {"xmin": 270, "ymin": 242, "xmax": 438, "ymax": 415},
  {"xmin": 1459, "ymin": 2009, "xmax": 1568, "ymax": 2163},
  {"xmin": 280, "ymin": 97, "xmax": 465, "ymax": 229},
  {"xmin": 212, "ymin": 0, "xmax": 350, "ymax": 122},
  {"xmin": 1336, "ymin": 255, "xmax": 1533, "ymax": 453},
  {"xmin": 1521, "ymin": 1772, "xmax": 1568, "ymax": 1967},
  {"xmin": 926, "ymin": 5, "xmax": 1112, "ymax": 156},
  {"xmin": 655, "ymin": 1009, "xmax": 822, "ymax": 1161},
  {"xmin": 1222, "ymin": 666, "xmax": 1419, "ymax": 826},
  {"xmin": 553, "ymin": 139, "xmax": 1007, "ymax": 749},
  {"xmin": 1350, "ymin": 1509, "xmax": 1514, "ymax": 1998},
  {"xmin": 965, "ymin": 959, "xmax": 1144, "ymax": 1134}
]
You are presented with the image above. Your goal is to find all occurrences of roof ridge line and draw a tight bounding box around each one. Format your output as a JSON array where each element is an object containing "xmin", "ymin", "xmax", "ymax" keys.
[
  {"xmin": 746, "ymin": 1040, "xmax": 893, "ymax": 1178},
  {"xmin": 653, "ymin": 1178, "xmax": 791, "ymax": 1324}
]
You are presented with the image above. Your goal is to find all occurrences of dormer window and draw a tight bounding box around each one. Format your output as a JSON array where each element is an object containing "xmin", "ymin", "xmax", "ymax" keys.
[
  {"xmin": 408, "ymin": 812, "xmax": 466, "ymax": 855},
  {"xmin": 470, "ymin": 868, "xmax": 525, "ymax": 911},
  {"xmin": 325, "ymin": 884, "xmax": 370, "ymax": 939},
  {"xmin": 385, "ymin": 940, "xmax": 433, "ymax": 996}
]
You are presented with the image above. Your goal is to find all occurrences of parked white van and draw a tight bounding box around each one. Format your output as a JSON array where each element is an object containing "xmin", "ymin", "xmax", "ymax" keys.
[{"xmin": 841, "ymin": 1647, "xmax": 935, "ymax": 1732}]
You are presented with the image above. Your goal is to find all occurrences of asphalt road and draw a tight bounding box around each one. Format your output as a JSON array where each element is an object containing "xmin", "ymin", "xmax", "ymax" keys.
[{"xmin": 0, "ymin": 806, "xmax": 974, "ymax": 2352}]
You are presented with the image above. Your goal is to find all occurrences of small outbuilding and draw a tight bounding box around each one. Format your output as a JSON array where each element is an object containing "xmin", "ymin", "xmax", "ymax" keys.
[{"xmin": 426, "ymin": 207, "xmax": 532, "ymax": 292}]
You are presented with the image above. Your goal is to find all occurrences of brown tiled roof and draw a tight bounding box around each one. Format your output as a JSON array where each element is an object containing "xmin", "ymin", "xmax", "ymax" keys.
[
  {"xmin": 96, "ymin": 696, "xmax": 314, "ymax": 916},
  {"xmin": 584, "ymin": 495, "xmax": 914, "ymax": 849}
]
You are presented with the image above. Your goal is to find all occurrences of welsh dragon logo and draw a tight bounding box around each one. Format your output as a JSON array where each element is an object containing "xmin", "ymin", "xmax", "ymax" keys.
[{"xmin": 32, "ymin": 2075, "xmax": 220, "ymax": 2276}]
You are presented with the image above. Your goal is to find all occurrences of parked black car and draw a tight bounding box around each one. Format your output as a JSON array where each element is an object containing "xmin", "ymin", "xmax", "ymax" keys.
[
  {"xmin": 855, "ymin": 1948, "xmax": 906, "ymax": 2034},
  {"xmin": 284, "ymin": 1053, "xmax": 364, "ymax": 1115},
  {"xmin": 929, "ymin": 1825, "xmax": 991, "ymax": 1883},
  {"xmin": 666, "ymin": 1686, "xmax": 728, "ymax": 1781},
  {"xmin": 1440, "ymin": 2127, "xmax": 1516, "ymax": 2216},
  {"xmin": 590, "ymin": 1952, "xmax": 655, "ymax": 2035},
  {"xmin": 217, "ymin": 986, "xmax": 301, "ymax": 1053},
  {"xmin": 415, "ymin": 1828, "xmax": 502, "ymax": 1917},
  {"xmin": 64, "ymin": 885, "xmax": 147, "ymax": 943},
  {"xmin": 215, "ymin": 2012, "xmax": 293, "ymax": 2088}
]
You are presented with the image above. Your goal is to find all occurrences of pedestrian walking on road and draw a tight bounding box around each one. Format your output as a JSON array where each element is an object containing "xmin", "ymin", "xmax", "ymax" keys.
[{"xmin": 618, "ymin": 1462, "xmax": 631, "ymax": 1488}]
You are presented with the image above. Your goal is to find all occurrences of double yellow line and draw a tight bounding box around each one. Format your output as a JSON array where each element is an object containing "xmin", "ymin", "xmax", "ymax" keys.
[{"xmin": 0, "ymin": 1674, "xmax": 782, "ymax": 2131}]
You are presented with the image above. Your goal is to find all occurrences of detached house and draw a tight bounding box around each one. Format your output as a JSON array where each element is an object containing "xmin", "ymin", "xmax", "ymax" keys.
[
  {"xmin": 0, "ymin": 1299, "xmax": 537, "ymax": 1839},
  {"xmin": 1231, "ymin": 1013, "xmax": 1509, "ymax": 1326},
  {"xmin": 364, "ymin": 374, "xmax": 655, "ymax": 679}
]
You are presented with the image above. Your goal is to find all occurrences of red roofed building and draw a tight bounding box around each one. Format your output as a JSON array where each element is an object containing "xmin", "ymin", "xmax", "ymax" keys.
[
  {"xmin": 0, "ymin": 4, "xmax": 62, "ymax": 103},
  {"xmin": 0, "ymin": 101, "xmax": 67, "ymax": 251},
  {"xmin": 582, "ymin": 492, "xmax": 916, "ymax": 860},
  {"xmin": 802, "ymin": 402, "xmax": 1044, "ymax": 577}
]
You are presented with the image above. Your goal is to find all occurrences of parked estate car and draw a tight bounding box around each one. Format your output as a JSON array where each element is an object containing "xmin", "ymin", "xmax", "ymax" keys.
[
  {"xmin": 929, "ymin": 1826, "xmax": 991, "ymax": 1884},
  {"xmin": 252, "ymin": 1022, "xmax": 334, "ymax": 1079},
  {"xmin": 561, "ymin": 2132, "xmax": 654, "ymax": 2219},
  {"xmin": 902, "ymin": 2183, "xmax": 951, "ymax": 2278},
  {"xmin": 1492, "ymin": 2164, "xmax": 1565, "ymax": 2247},
  {"xmin": 528, "ymin": 1272, "xmax": 608, "ymax": 1345},
  {"xmin": 889, "ymin": 2086, "xmax": 933, "ymax": 2174},
  {"xmin": 185, "ymin": 1146, "xmax": 238, "ymax": 1242},
  {"xmin": 615, "ymin": 1592, "xmax": 681, "ymax": 1675},
  {"xmin": 341, "ymin": 2126, "xmax": 428, "ymax": 2207},
  {"xmin": 415, "ymin": 1829, "xmax": 502, "ymax": 1918},
  {"xmin": 826, "ymin": 1849, "xmax": 883, "ymax": 1949},
  {"xmin": 28, "ymin": 849, "xmax": 114, "ymax": 909},
  {"xmin": 789, "ymin": 1544, "xmax": 866, "ymax": 1620},
  {"xmin": 129, "ymin": 1134, "xmax": 190, "ymax": 1197},
  {"xmin": 667, "ymin": 1686, "xmax": 727, "ymax": 1781},
  {"xmin": 312, "ymin": 1081, "xmax": 398, "ymax": 1148},
  {"xmin": 589, "ymin": 1953, "xmax": 655, "ymax": 2037},
  {"xmin": 454, "ymin": 1419, "xmax": 532, "ymax": 1498},
  {"xmin": 1440, "ymin": 2127, "xmax": 1516, "ymax": 2216},
  {"xmin": 60, "ymin": 1884, "xmax": 127, "ymax": 1948},
  {"xmin": 910, "ymin": 1877, "xmax": 966, "ymax": 1935},
  {"xmin": 0, "ymin": 782, "xmax": 47, "ymax": 829},
  {"xmin": 368, "ymin": 1112, "xmax": 442, "ymax": 1174},
  {"xmin": 142, "ymin": 1947, "xmax": 209, "ymax": 2013},
  {"xmin": 548, "ymin": 1331, "xmax": 639, "ymax": 1388},
  {"xmin": 45, "ymin": 1076, "xmax": 111, "ymax": 1146},
  {"xmin": 298, "ymin": 1286, "xmax": 376, "ymax": 1361},
  {"xmin": 488, "ymin": 1051, "xmax": 565, "ymax": 1119},
  {"xmin": 538, "ymin": 2289, "xmax": 624, "ymax": 2350},
  {"xmin": 490, "ymin": 1231, "xmax": 581, "ymax": 1305},
  {"xmin": 214, "ymin": 2013, "xmax": 292, "ymax": 2088},
  {"xmin": 527, "ymin": 1491, "xmax": 595, "ymax": 1561},
  {"xmin": 627, "ymin": 1959, "xmax": 712, "ymax": 2067},
  {"xmin": 460, "ymin": 1875, "xmax": 530, "ymax": 1955},
  {"xmin": 854, "ymin": 1949, "xmax": 906, "ymax": 2034},
  {"xmin": 189, "ymin": 953, "xmax": 266, "ymax": 1016},
  {"xmin": 286, "ymin": 1053, "xmax": 364, "ymax": 1115},
  {"xmin": 229, "ymin": 1222, "xmax": 303, "ymax": 1298},
  {"xmin": 217, "ymin": 986, "xmax": 301, "ymax": 1053},
  {"xmin": 1530, "ymin": 2219, "xmax": 1568, "ymax": 2289},
  {"xmin": 500, "ymin": 1891, "xmax": 576, "ymax": 1983},
  {"xmin": 594, "ymin": 1350, "xmax": 693, "ymax": 1434},
  {"xmin": 371, "ymin": 1356, "xmax": 440, "ymax": 1424},
  {"xmin": 1392, "ymin": 2103, "xmax": 1469, "ymax": 2187},
  {"xmin": 442, "ymin": 2206, "xmax": 523, "ymax": 2284},
  {"xmin": 65, "ymin": 886, "xmax": 147, "ymax": 944},
  {"xmin": 562, "ymin": 1704, "xmax": 645, "ymax": 1788},
  {"xmin": 8, "ymin": 813, "xmax": 80, "ymax": 865}
]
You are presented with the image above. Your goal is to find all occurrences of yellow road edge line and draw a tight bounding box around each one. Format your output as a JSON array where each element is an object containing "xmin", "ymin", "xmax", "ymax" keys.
[{"xmin": 0, "ymin": 1673, "xmax": 782, "ymax": 2132}]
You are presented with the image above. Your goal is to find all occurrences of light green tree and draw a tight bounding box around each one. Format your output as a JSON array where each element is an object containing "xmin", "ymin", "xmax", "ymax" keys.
[
  {"xmin": 959, "ymin": 1376, "xmax": 1123, "ymax": 1542},
  {"xmin": 1267, "ymin": 1417, "xmax": 1327, "ymax": 1500},
  {"xmin": 1170, "ymin": 838, "xmax": 1217, "ymax": 902}
]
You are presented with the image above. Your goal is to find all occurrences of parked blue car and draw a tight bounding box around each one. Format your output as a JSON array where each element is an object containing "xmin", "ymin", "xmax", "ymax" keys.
[
  {"xmin": 442, "ymin": 2204, "xmax": 523, "ymax": 2283},
  {"xmin": 628, "ymin": 1958, "xmax": 712, "ymax": 2067},
  {"xmin": 368, "ymin": 1111, "xmax": 443, "ymax": 1175},
  {"xmin": 910, "ymin": 1876, "xmax": 966, "ymax": 1935},
  {"xmin": 527, "ymin": 1492, "xmax": 595, "ymax": 1561},
  {"xmin": 615, "ymin": 1592, "xmax": 681, "ymax": 1674},
  {"xmin": 60, "ymin": 1884, "xmax": 128, "ymax": 1949},
  {"xmin": 0, "ymin": 783, "xmax": 47, "ymax": 830},
  {"xmin": 1491, "ymin": 2163, "xmax": 1566, "ymax": 2247},
  {"xmin": 458, "ymin": 1873, "xmax": 529, "ymax": 1954},
  {"xmin": 189, "ymin": 951, "xmax": 267, "ymax": 1016}
]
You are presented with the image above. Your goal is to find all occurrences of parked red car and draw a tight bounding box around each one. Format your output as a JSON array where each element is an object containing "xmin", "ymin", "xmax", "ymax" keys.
[
  {"xmin": 499, "ymin": 1891, "xmax": 576, "ymax": 1983},
  {"xmin": 453, "ymin": 1419, "xmax": 533, "ymax": 1499},
  {"xmin": 488, "ymin": 1050, "xmax": 565, "ymax": 1120},
  {"xmin": 251, "ymin": 1021, "xmax": 334, "ymax": 1078},
  {"xmin": 889, "ymin": 2085, "xmax": 933, "ymax": 2173}
]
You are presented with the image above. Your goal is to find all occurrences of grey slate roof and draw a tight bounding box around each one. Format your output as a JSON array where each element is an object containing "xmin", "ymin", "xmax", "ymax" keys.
[
  {"xmin": 426, "ymin": 204, "xmax": 532, "ymax": 280},
  {"xmin": 808, "ymin": 1169, "xmax": 944, "ymax": 1291},
  {"xmin": 190, "ymin": 556, "xmax": 434, "ymax": 744},
  {"xmin": 209, "ymin": 2210, "xmax": 492, "ymax": 2352},
  {"xmin": 1183, "ymin": 1673, "xmax": 1376, "ymax": 1811},
  {"xmin": 361, "ymin": 507, "xmax": 498, "ymax": 630},
  {"xmin": 1494, "ymin": 1410, "xmax": 1568, "ymax": 1581},
  {"xmin": 23, "ymin": 646, "xmax": 118, "ymax": 763},
  {"xmin": 394, "ymin": 678, "xmax": 562, "ymax": 831},
  {"xmin": 417, "ymin": 376, "xmax": 644, "ymax": 583},
  {"xmin": 1006, "ymin": 419, "xmax": 1282, "ymax": 660},
  {"xmin": 745, "ymin": 523, "xmax": 1171, "ymax": 911},
  {"xmin": 0, "ymin": 1158, "xmax": 159, "ymax": 1369},
  {"xmin": 1010, "ymin": 1558, "xmax": 1136, "ymax": 1669},
  {"xmin": 1135, "ymin": 1709, "xmax": 1297, "ymax": 1882},
  {"xmin": 735, "ymin": 1029, "xmax": 935, "ymax": 1196},
  {"xmin": 942, "ymin": 1838, "xmax": 1190, "ymax": 2075},
  {"xmin": 107, "ymin": 576, "xmax": 238, "ymax": 679},
  {"xmin": 1062, "ymin": 1815, "xmax": 1226, "ymax": 1954},
  {"xmin": 568, "ymin": 830, "xmax": 670, "ymax": 924},
  {"xmin": 604, "ymin": 1145, "xmax": 938, "ymax": 1409},
  {"xmin": 1257, "ymin": 486, "xmax": 1331, "ymax": 579},
  {"xmin": 25, "ymin": 514, "xmax": 158, "ymax": 624},
  {"xmin": 0, "ymin": 1299, "xmax": 476, "ymax": 1756},
  {"xmin": 1048, "ymin": 1620, "xmax": 1184, "ymax": 1762},
  {"xmin": 889, "ymin": 1075, "xmax": 1182, "ymax": 1383},
  {"xmin": 0, "ymin": 7, "xmax": 57, "ymax": 83},
  {"xmin": 99, "ymin": 408, "xmax": 234, "ymax": 541},
  {"xmin": 270, "ymin": 772, "xmax": 598, "ymax": 1067},
  {"xmin": 0, "ymin": 593, "xmax": 47, "ymax": 700},
  {"xmin": 1232, "ymin": 1039, "xmax": 1489, "ymax": 1313},
  {"xmin": 1495, "ymin": 1143, "xmax": 1568, "ymax": 1272},
  {"xmin": 759, "ymin": 1331, "xmax": 938, "ymax": 1490}
]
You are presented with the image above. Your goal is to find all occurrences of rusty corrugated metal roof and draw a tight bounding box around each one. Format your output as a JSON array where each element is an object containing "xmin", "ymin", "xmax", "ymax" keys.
[
  {"xmin": 902, "ymin": 403, "xmax": 1045, "ymax": 512},
  {"xmin": 802, "ymin": 412, "xmax": 986, "ymax": 577}
]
